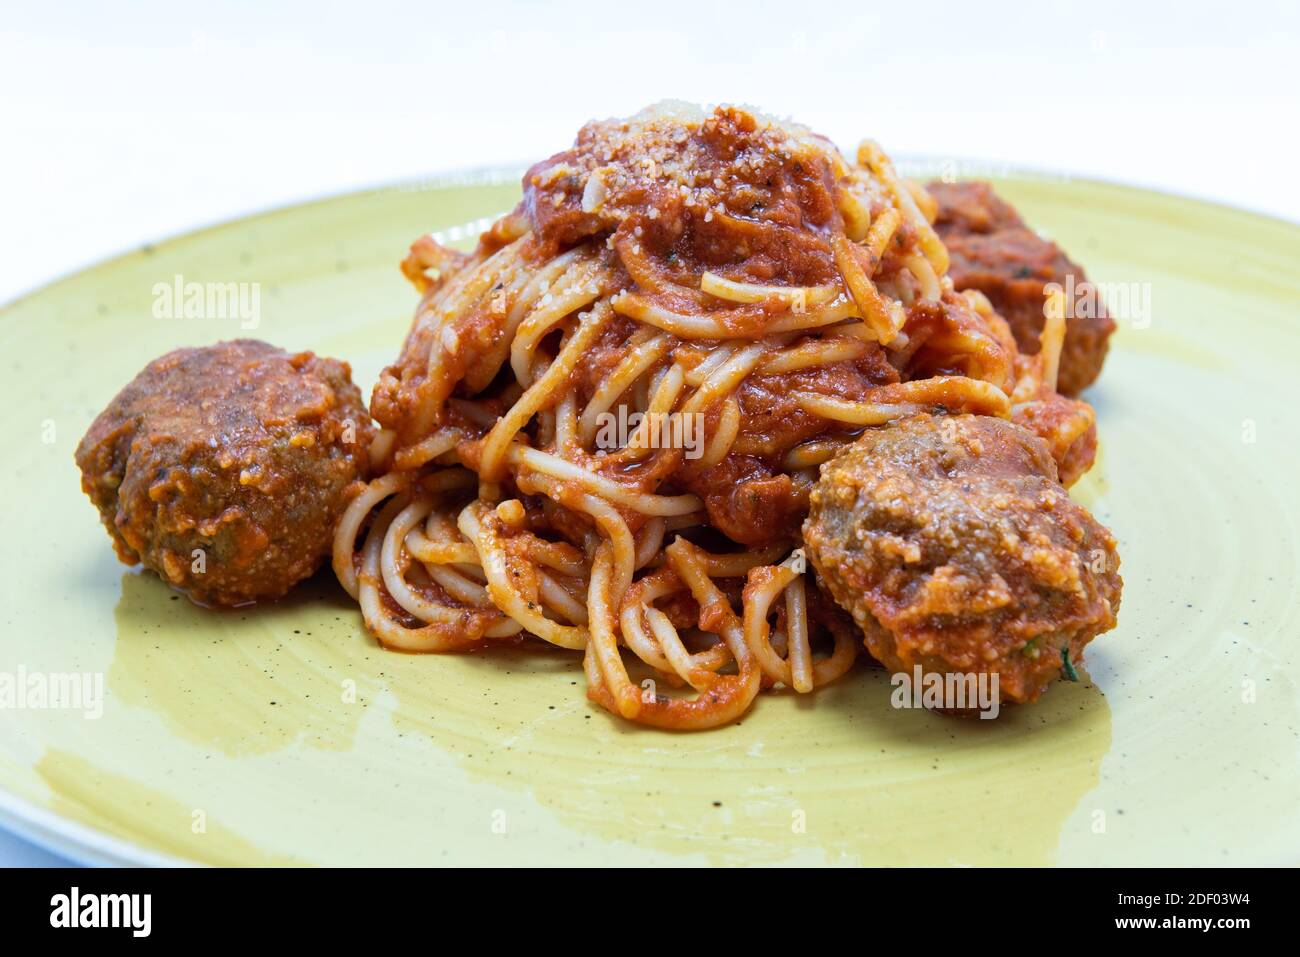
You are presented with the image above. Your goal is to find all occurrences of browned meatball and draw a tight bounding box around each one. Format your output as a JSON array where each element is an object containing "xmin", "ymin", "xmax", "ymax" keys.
[
  {"xmin": 76, "ymin": 340, "xmax": 375, "ymax": 606},
  {"xmin": 803, "ymin": 414, "xmax": 1121, "ymax": 706},
  {"xmin": 927, "ymin": 180, "xmax": 1115, "ymax": 396}
]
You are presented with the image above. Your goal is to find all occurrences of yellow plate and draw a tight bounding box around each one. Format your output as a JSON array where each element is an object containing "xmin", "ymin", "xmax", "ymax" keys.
[{"xmin": 2, "ymin": 171, "xmax": 1297, "ymax": 866}]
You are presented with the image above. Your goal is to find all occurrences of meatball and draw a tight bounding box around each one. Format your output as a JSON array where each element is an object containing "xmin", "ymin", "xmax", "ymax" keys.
[
  {"xmin": 76, "ymin": 340, "xmax": 375, "ymax": 606},
  {"xmin": 927, "ymin": 180, "xmax": 1115, "ymax": 396},
  {"xmin": 802, "ymin": 414, "xmax": 1121, "ymax": 706}
]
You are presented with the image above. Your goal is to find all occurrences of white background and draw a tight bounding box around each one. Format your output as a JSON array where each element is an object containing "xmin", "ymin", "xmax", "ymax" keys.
[{"xmin": 1, "ymin": 0, "xmax": 1296, "ymax": 865}]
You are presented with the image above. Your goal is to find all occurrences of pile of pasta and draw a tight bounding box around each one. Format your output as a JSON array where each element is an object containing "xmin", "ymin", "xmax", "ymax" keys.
[{"xmin": 333, "ymin": 103, "xmax": 1095, "ymax": 728}]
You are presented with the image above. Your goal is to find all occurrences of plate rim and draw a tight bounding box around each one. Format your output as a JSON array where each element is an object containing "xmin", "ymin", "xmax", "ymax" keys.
[
  {"xmin": 0, "ymin": 784, "xmax": 188, "ymax": 868},
  {"xmin": 3, "ymin": 158, "xmax": 1297, "ymax": 317}
]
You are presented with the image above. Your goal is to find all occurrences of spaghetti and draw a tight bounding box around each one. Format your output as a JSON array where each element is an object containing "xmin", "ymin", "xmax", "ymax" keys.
[{"xmin": 333, "ymin": 103, "xmax": 1079, "ymax": 729}]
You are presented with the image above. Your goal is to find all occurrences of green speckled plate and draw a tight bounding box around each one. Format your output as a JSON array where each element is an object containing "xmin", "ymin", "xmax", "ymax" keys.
[{"xmin": 1, "ymin": 170, "xmax": 1297, "ymax": 866}]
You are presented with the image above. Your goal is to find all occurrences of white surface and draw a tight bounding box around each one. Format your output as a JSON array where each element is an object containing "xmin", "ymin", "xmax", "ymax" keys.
[
  {"xmin": 0, "ymin": 827, "xmax": 70, "ymax": 868},
  {"xmin": 1, "ymin": 0, "xmax": 1296, "ymax": 866},
  {"xmin": 2, "ymin": 0, "xmax": 1298, "ymax": 308}
]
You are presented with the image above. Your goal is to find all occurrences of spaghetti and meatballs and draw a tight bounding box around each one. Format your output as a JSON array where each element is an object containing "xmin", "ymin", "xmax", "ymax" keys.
[
  {"xmin": 331, "ymin": 102, "xmax": 1122, "ymax": 727},
  {"xmin": 78, "ymin": 103, "xmax": 1123, "ymax": 728}
]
